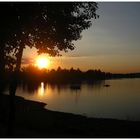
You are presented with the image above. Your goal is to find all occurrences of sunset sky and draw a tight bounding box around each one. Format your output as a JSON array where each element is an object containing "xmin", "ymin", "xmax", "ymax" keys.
[{"xmin": 23, "ymin": 2, "xmax": 140, "ymax": 73}]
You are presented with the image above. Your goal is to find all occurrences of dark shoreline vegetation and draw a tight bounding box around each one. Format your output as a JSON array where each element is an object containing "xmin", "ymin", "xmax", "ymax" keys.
[
  {"xmin": 3, "ymin": 66, "xmax": 140, "ymax": 85},
  {"xmin": 0, "ymin": 94, "xmax": 140, "ymax": 138},
  {"xmin": 21, "ymin": 66, "xmax": 140, "ymax": 83}
]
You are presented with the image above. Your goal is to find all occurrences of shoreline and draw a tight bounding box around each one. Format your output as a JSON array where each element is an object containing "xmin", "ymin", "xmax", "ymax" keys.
[{"xmin": 0, "ymin": 94, "xmax": 140, "ymax": 138}]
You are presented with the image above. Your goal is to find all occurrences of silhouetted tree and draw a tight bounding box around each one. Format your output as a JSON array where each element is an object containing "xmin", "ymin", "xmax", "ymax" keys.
[
  {"xmin": 0, "ymin": 2, "xmax": 99, "ymax": 98},
  {"xmin": 0, "ymin": 2, "xmax": 98, "ymax": 136},
  {"xmin": 57, "ymin": 66, "xmax": 62, "ymax": 72},
  {"xmin": 1, "ymin": 2, "xmax": 98, "ymax": 71},
  {"xmin": 1, "ymin": 2, "xmax": 99, "ymax": 81}
]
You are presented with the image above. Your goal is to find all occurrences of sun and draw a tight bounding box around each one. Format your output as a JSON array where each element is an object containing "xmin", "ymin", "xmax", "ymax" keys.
[{"xmin": 35, "ymin": 55, "xmax": 50, "ymax": 69}]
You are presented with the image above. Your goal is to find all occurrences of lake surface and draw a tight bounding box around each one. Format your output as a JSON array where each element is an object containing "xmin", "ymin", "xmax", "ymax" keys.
[{"xmin": 6, "ymin": 78, "xmax": 140, "ymax": 121}]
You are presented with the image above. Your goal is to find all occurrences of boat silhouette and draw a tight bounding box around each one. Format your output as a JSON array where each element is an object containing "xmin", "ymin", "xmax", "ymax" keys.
[{"xmin": 104, "ymin": 84, "xmax": 110, "ymax": 87}]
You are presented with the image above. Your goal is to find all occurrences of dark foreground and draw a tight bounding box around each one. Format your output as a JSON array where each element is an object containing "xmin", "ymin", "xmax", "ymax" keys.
[{"xmin": 0, "ymin": 94, "xmax": 140, "ymax": 138}]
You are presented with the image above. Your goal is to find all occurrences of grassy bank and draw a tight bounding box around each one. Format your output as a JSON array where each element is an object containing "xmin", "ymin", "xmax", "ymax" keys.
[{"xmin": 0, "ymin": 94, "xmax": 140, "ymax": 138}]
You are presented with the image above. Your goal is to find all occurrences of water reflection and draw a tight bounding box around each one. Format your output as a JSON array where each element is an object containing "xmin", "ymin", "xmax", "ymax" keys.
[
  {"xmin": 20, "ymin": 81, "xmax": 39, "ymax": 93},
  {"xmin": 17, "ymin": 80, "xmax": 104, "ymax": 104},
  {"xmin": 14, "ymin": 78, "xmax": 140, "ymax": 121},
  {"xmin": 75, "ymin": 91, "xmax": 81, "ymax": 104},
  {"xmin": 19, "ymin": 80, "xmax": 104, "ymax": 94},
  {"xmin": 38, "ymin": 82, "xmax": 45, "ymax": 96}
]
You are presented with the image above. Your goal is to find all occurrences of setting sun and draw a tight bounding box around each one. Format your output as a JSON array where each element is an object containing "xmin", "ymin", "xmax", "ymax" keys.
[{"xmin": 35, "ymin": 56, "xmax": 50, "ymax": 69}]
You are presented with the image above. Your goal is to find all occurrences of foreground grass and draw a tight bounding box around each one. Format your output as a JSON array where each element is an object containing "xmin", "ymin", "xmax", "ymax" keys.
[{"xmin": 0, "ymin": 94, "xmax": 140, "ymax": 138}]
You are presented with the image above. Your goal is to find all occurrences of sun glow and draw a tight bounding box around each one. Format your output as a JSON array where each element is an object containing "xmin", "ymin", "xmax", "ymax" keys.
[{"xmin": 35, "ymin": 55, "xmax": 50, "ymax": 69}]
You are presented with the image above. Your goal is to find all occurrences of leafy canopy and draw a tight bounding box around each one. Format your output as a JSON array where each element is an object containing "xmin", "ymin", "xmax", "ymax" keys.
[{"xmin": 0, "ymin": 2, "xmax": 98, "ymax": 68}]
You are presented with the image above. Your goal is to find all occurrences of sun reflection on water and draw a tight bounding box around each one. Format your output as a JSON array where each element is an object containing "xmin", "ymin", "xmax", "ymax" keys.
[{"xmin": 38, "ymin": 82, "xmax": 45, "ymax": 96}]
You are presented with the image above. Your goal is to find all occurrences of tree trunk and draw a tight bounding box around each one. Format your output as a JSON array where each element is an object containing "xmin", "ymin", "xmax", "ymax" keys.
[
  {"xmin": 0, "ymin": 45, "xmax": 5, "ymax": 72},
  {"xmin": 7, "ymin": 44, "xmax": 24, "ymax": 137},
  {"xmin": 0, "ymin": 45, "xmax": 5, "ymax": 94}
]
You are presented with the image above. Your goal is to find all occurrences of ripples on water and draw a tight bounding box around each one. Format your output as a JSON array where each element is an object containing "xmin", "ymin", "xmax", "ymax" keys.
[{"xmin": 5, "ymin": 78, "xmax": 140, "ymax": 121}]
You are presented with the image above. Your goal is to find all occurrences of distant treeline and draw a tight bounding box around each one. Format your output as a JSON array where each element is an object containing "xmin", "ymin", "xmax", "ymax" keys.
[
  {"xmin": 111, "ymin": 73, "xmax": 140, "ymax": 79},
  {"xmin": 2, "ymin": 65, "xmax": 140, "ymax": 85},
  {"xmin": 16, "ymin": 65, "xmax": 140, "ymax": 84}
]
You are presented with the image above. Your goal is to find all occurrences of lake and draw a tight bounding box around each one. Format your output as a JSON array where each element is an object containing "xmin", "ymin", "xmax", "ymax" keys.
[{"xmin": 5, "ymin": 78, "xmax": 140, "ymax": 121}]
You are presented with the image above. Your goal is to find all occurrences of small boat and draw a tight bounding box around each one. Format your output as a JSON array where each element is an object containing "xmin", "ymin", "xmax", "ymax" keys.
[
  {"xmin": 70, "ymin": 85, "xmax": 81, "ymax": 90},
  {"xmin": 104, "ymin": 84, "xmax": 110, "ymax": 87}
]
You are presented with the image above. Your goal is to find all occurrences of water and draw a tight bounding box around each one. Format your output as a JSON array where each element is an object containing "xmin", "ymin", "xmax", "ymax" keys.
[{"xmin": 6, "ymin": 78, "xmax": 140, "ymax": 121}]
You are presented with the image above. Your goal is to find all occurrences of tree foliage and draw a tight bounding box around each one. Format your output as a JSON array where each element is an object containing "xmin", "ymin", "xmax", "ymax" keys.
[{"xmin": 0, "ymin": 2, "xmax": 98, "ymax": 70}]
